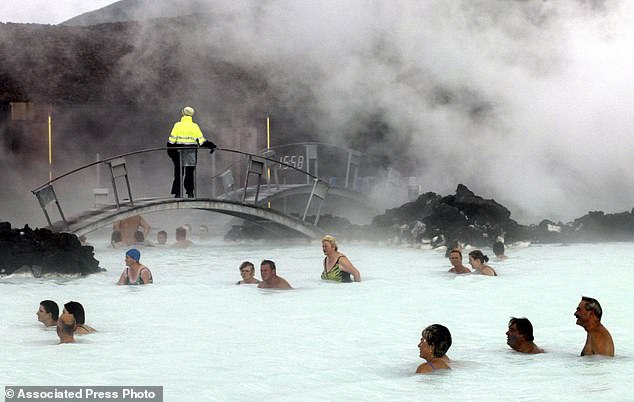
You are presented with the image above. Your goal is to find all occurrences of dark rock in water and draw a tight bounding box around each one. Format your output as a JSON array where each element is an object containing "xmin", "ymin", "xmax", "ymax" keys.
[
  {"xmin": 371, "ymin": 184, "xmax": 528, "ymax": 247},
  {"xmin": 220, "ymin": 186, "xmax": 634, "ymax": 245},
  {"xmin": 0, "ymin": 222, "xmax": 102, "ymax": 276}
]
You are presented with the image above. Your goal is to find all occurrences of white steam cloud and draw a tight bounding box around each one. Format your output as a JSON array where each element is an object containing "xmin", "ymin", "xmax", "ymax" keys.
[
  {"xmin": 6, "ymin": 0, "xmax": 634, "ymax": 227},
  {"xmin": 180, "ymin": 0, "xmax": 634, "ymax": 223}
]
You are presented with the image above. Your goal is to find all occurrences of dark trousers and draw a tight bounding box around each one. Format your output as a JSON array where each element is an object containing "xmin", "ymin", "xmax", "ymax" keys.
[{"xmin": 168, "ymin": 145, "xmax": 195, "ymax": 197}]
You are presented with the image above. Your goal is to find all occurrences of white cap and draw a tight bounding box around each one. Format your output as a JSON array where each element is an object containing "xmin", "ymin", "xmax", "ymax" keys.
[{"xmin": 182, "ymin": 106, "xmax": 195, "ymax": 116}]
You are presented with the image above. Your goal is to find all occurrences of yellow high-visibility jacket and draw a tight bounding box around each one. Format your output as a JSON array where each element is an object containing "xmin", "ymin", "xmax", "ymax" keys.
[{"xmin": 168, "ymin": 116, "xmax": 207, "ymax": 145}]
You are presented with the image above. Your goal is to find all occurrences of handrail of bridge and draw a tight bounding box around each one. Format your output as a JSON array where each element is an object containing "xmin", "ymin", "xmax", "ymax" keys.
[
  {"xmin": 30, "ymin": 146, "xmax": 334, "ymax": 233},
  {"xmin": 31, "ymin": 146, "xmax": 320, "ymax": 193},
  {"xmin": 258, "ymin": 141, "xmax": 363, "ymax": 157}
]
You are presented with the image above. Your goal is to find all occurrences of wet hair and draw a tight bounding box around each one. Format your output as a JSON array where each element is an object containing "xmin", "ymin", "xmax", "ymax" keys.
[
  {"xmin": 40, "ymin": 300, "xmax": 59, "ymax": 321},
  {"xmin": 448, "ymin": 249, "xmax": 462, "ymax": 258},
  {"xmin": 176, "ymin": 226, "xmax": 187, "ymax": 240},
  {"xmin": 321, "ymin": 235, "xmax": 338, "ymax": 251},
  {"xmin": 468, "ymin": 250, "xmax": 489, "ymax": 264},
  {"xmin": 493, "ymin": 241, "xmax": 505, "ymax": 257},
  {"xmin": 509, "ymin": 317, "xmax": 534, "ymax": 342},
  {"xmin": 239, "ymin": 261, "xmax": 254, "ymax": 273},
  {"xmin": 422, "ymin": 324, "xmax": 452, "ymax": 358},
  {"xmin": 261, "ymin": 259, "xmax": 276, "ymax": 271},
  {"xmin": 581, "ymin": 296, "xmax": 603, "ymax": 320},
  {"xmin": 64, "ymin": 301, "xmax": 86, "ymax": 325},
  {"xmin": 133, "ymin": 230, "xmax": 145, "ymax": 242}
]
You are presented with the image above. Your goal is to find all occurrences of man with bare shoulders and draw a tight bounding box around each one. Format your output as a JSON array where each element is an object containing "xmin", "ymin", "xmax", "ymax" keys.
[
  {"xmin": 506, "ymin": 317, "xmax": 544, "ymax": 354},
  {"xmin": 448, "ymin": 249, "xmax": 471, "ymax": 274},
  {"xmin": 171, "ymin": 226, "xmax": 193, "ymax": 248},
  {"xmin": 575, "ymin": 296, "xmax": 614, "ymax": 357},
  {"xmin": 57, "ymin": 313, "xmax": 76, "ymax": 344},
  {"xmin": 113, "ymin": 215, "xmax": 151, "ymax": 246},
  {"xmin": 257, "ymin": 260, "xmax": 292, "ymax": 289}
]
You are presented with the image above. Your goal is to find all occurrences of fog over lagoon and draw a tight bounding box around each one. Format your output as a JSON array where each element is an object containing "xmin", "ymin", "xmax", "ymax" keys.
[{"xmin": 4, "ymin": 1, "xmax": 634, "ymax": 227}]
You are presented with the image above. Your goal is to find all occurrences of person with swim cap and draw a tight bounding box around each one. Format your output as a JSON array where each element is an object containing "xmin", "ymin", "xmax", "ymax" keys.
[
  {"xmin": 167, "ymin": 106, "xmax": 217, "ymax": 198},
  {"xmin": 117, "ymin": 248, "xmax": 153, "ymax": 285}
]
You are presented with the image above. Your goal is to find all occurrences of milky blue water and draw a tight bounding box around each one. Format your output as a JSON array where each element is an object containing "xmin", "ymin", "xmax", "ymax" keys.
[{"xmin": 1, "ymin": 239, "xmax": 632, "ymax": 401}]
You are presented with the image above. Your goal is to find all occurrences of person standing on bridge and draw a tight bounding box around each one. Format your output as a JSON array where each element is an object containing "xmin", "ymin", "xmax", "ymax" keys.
[{"xmin": 167, "ymin": 106, "xmax": 217, "ymax": 198}]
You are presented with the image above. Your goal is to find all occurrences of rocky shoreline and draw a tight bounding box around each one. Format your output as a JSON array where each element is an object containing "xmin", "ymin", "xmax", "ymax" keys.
[
  {"xmin": 0, "ymin": 222, "xmax": 102, "ymax": 276},
  {"xmin": 228, "ymin": 184, "xmax": 634, "ymax": 247},
  {"xmin": 4, "ymin": 183, "xmax": 634, "ymax": 276}
]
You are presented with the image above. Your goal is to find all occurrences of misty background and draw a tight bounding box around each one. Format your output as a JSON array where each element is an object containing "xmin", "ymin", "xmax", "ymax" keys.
[{"xmin": 2, "ymin": 0, "xmax": 634, "ymax": 229}]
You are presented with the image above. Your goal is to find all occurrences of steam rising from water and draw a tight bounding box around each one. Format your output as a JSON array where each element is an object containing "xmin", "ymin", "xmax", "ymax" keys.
[
  {"xmin": 117, "ymin": 0, "xmax": 634, "ymax": 222},
  {"xmin": 5, "ymin": 0, "xmax": 634, "ymax": 226}
]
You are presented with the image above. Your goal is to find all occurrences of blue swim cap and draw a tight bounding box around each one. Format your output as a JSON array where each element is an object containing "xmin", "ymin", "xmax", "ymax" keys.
[{"xmin": 126, "ymin": 248, "xmax": 141, "ymax": 262}]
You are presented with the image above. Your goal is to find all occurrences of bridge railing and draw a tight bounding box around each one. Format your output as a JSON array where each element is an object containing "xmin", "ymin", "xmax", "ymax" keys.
[
  {"xmin": 31, "ymin": 147, "xmax": 330, "ymax": 231},
  {"xmin": 260, "ymin": 142, "xmax": 365, "ymax": 190}
]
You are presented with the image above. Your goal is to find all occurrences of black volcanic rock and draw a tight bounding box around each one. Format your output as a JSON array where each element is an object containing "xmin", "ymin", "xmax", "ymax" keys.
[
  {"xmin": 220, "ymin": 185, "xmax": 634, "ymax": 245},
  {"xmin": 0, "ymin": 222, "xmax": 102, "ymax": 276},
  {"xmin": 372, "ymin": 184, "xmax": 527, "ymax": 246}
]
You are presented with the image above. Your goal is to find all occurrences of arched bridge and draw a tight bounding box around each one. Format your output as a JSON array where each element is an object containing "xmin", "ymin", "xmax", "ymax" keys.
[{"xmin": 31, "ymin": 146, "xmax": 384, "ymax": 240}]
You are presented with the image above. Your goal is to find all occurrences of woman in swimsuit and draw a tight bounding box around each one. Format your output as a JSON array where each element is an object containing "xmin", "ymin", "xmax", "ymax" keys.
[
  {"xmin": 63, "ymin": 301, "xmax": 96, "ymax": 335},
  {"xmin": 320, "ymin": 235, "xmax": 361, "ymax": 282},
  {"xmin": 468, "ymin": 250, "xmax": 498, "ymax": 276},
  {"xmin": 416, "ymin": 324, "xmax": 452, "ymax": 374},
  {"xmin": 117, "ymin": 248, "xmax": 153, "ymax": 285},
  {"xmin": 235, "ymin": 261, "xmax": 260, "ymax": 285}
]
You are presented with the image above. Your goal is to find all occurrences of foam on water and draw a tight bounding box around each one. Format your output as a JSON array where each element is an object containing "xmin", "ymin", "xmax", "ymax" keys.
[{"xmin": 1, "ymin": 239, "xmax": 633, "ymax": 401}]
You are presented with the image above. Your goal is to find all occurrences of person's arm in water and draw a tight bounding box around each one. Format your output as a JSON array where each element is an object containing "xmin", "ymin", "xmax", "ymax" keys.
[
  {"xmin": 338, "ymin": 255, "xmax": 361, "ymax": 282},
  {"xmin": 117, "ymin": 269, "xmax": 127, "ymax": 285},
  {"xmin": 140, "ymin": 267, "xmax": 153, "ymax": 284}
]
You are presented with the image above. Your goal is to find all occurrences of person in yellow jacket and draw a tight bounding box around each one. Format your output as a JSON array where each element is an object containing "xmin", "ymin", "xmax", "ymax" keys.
[{"xmin": 167, "ymin": 106, "xmax": 217, "ymax": 198}]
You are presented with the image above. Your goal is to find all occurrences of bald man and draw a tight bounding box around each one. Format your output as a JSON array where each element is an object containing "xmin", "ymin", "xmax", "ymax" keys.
[{"xmin": 57, "ymin": 313, "xmax": 76, "ymax": 344}]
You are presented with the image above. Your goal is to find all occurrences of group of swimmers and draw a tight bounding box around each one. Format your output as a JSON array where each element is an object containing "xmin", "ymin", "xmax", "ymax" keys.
[
  {"xmin": 36, "ymin": 300, "xmax": 96, "ymax": 344},
  {"xmin": 233, "ymin": 235, "xmax": 362, "ymax": 289},
  {"xmin": 63, "ymin": 228, "xmax": 619, "ymax": 371},
  {"xmin": 447, "ymin": 248, "xmax": 497, "ymax": 276},
  {"xmin": 109, "ymin": 215, "xmax": 201, "ymax": 249},
  {"xmin": 417, "ymin": 296, "xmax": 615, "ymax": 373}
]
